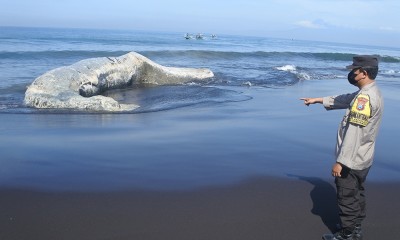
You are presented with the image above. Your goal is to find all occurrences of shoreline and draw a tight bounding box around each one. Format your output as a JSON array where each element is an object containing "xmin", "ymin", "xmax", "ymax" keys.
[
  {"xmin": 1, "ymin": 79, "xmax": 399, "ymax": 239},
  {"xmin": 1, "ymin": 175, "xmax": 399, "ymax": 240},
  {"xmin": 1, "ymin": 80, "xmax": 400, "ymax": 192}
]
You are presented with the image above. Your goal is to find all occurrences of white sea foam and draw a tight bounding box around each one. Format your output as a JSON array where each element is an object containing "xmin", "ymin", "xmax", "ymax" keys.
[
  {"xmin": 243, "ymin": 81, "xmax": 252, "ymax": 87},
  {"xmin": 297, "ymin": 72, "xmax": 311, "ymax": 80},
  {"xmin": 276, "ymin": 65, "xmax": 311, "ymax": 80},
  {"xmin": 383, "ymin": 69, "xmax": 399, "ymax": 75},
  {"xmin": 276, "ymin": 65, "xmax": 297, "ymax": 72}
]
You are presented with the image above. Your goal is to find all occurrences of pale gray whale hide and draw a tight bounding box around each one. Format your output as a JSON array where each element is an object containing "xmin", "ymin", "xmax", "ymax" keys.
[{"xmin": 24, "ymin": 52, "xmax": 214, "ymax": 111}]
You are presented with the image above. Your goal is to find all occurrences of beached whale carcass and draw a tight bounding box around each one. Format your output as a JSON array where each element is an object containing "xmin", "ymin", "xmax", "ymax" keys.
[{"xmin": 24, "ymin": 52, "xmax": 214, "ymax": 111}]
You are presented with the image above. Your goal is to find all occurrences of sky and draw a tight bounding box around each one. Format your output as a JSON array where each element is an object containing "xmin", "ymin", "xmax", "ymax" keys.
[{"xmin": 1, "ymin": 0, "xmax": 399, "ymax": 47}]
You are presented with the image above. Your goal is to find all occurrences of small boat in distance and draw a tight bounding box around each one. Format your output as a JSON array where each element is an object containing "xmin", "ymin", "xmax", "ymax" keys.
[
  {"xmin": 184, "ymin": 33, "xmax": 217, "ymax": 40},
  {"xmin": 184, "ymin": 33, "xmax": 193, "ymax": 39},
  {"xmin": 195, "ymin": 33, "xmax": 204, "ymax": 40}
]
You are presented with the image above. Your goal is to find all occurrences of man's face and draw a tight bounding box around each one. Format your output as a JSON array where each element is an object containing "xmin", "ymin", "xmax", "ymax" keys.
[{"xmin": 348, "ymin": 68, "xmax": 364, "ymax": 85}]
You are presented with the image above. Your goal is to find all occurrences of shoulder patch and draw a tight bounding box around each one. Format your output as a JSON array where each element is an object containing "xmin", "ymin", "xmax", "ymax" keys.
[{"xmin": 349, "ymin": 94, "xmax": 371, "ymax": 127}]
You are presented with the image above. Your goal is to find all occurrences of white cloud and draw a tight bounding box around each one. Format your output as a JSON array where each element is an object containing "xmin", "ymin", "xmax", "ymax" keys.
[
  {"xmin": 379, "ymin": 26, "xmax": 398, "ymax": 32},
  {"xmin": 294, "ymin": 19, "xmax": 328, "ymax": 29}
]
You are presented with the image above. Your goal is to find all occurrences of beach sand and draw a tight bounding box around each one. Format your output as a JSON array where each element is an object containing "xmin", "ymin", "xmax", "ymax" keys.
[
  {"xmin": 1, "ymin": 78, "xmax": 399, "ymax": 239},
  {"xmin": 1, "ymin": 177, "xmax": 400, "ymax": 240}
]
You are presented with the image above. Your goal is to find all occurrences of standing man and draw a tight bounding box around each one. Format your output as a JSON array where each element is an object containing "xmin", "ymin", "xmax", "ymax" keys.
[{"xmin": 300, "ymin": 55, "xmax": 384, "ymax": 240}]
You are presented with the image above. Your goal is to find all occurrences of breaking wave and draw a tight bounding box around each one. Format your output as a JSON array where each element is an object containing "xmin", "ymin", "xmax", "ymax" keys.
[{"xmin": 1, "ymin": 50, "xmax": 399, "ymax": 63}]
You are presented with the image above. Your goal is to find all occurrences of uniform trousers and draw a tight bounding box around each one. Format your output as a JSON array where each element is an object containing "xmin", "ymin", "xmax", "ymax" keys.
[{"xmin": 335, "ymin": 165, "xmax": 371, "ymax": 231}]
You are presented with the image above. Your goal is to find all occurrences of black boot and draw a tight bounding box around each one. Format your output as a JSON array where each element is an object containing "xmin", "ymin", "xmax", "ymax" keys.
[
  {"xmin": 334, "ymin": 230, "xmax": 353, "ymax": 240},
  {"xmin": 353, "ymin": 224, "xmax": 362, "ymax": 240}
]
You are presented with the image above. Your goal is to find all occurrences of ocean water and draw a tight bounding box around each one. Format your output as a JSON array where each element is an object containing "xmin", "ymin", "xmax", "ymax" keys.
[{"xmin": 0, "ymin": 27, "xmax": 400, "ymax": 191}]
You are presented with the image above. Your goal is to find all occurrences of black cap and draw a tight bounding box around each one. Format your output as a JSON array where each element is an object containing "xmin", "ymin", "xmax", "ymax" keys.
[{"xmin": 346, "ymin": 55, "xmax": 379, "ymax": 69}]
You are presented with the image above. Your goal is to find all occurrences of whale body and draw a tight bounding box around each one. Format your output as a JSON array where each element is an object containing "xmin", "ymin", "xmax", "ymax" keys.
[{"xmin": 24, "ymin": 52, "xmax": 214, "ymax": 111}]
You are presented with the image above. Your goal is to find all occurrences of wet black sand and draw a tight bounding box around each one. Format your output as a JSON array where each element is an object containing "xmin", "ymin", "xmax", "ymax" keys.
[
  {"xmin": 1, "ymin": 176, "xmax": 399, "ymax": 240},
  {"xmin": 1, "ymin": 79, "xmax": 399, "ymax": 239}
]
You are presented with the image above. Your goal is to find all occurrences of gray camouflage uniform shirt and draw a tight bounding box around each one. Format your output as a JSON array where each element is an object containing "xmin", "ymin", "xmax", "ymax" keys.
[{"xmin": 322, "ymin": 82, "xmax": 384, "ymax": 170}]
